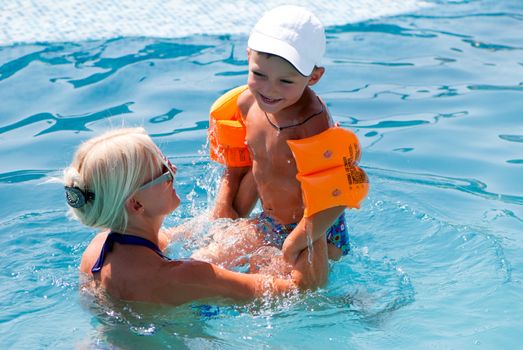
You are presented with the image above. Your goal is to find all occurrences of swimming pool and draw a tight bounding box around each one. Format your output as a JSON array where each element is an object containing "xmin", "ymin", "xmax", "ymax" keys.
[{"xmin": 1, "ymin": 0, "xmax": 522, "ymax": 348}]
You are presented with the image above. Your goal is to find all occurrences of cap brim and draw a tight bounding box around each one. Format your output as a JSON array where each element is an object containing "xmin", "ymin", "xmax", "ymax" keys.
[{"xmin": 248, "ymin": 31, "xmax": 313, "ymax": 76}]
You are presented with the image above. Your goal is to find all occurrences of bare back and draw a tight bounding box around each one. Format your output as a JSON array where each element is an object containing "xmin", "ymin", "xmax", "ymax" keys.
[
  {"xmin": 239, "ymin": 88, "xmax": 333, "ymax": 225},
  {"xmin": 80, "ymin": 231, "xmax": 187, "ymax": 304}
]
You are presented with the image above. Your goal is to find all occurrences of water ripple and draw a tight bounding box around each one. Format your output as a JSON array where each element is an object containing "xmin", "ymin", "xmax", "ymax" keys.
[
  {"xmin": 463, "ymin": 39, "xmax": 522, "ymax": 51},
  {"xmin": 0, "ymin": 45, "xmax": 69, "ymax": 82},
  {"xmin": 361, "ymin": 193, "xmax": 513, "ymax": 287},
  {"xmin": 67, "ymin": 41, "xmax": 212, "ymax": 88},
  {"xmin": 339, "ymin": 110, "xmax": 468, "ymax": 129},
  {"xmin": 325, "ymin": 82, "xmax": 521, "ymax": 100},
  {"xmin": 215, "ymin": 70, "xmax": 249, "ymax": 77},
  {"xmin": 499, "ymin": 134, "xmax": 523, "ymax": 143},
  {"xmin": 0, "ymin": 39, "xmax": 212, "ymax": 88},
  {"xmin": 329, "ymin": 22, "xmax": 437, "ymax": 38},
  {"xmin": 359, "ymin": 120, "xmax": 429, "ymax": 129},
  {"xmin": 346, "ymin": 60, "xmax": 415, "ymax": 67},
  {"xmin": 192, "ymin": 42, "xmax": 248, "ymax": 67},
  {"xmin": 468, "ymin": 83, "xmax": 523, "ymax": 92},
  {"xmin": 0, "ymin": 170, "xmax": 51, "ymax": 184},
  {"xmin": 329, "ymin": 251, "xmax": 415, "ymax": 327},
  {"xmin": 405, "ymin": 11, "xmax": 523, "ymax": 23},
  {"xmin": 150, "ymin": 108, "xmax": 182, "ymax": 124},
  {"xmin": 151, "ymin": 120, "xmax": 209, "ymax": 138},
  {"xmin": 0, "ymin": 209, "xmax": 62, "ymax": 229},
  {"xmin": 368, "ymin": 165, "xmax": 523, "ymax": 205},
  {"xmin": 0, "ymin": 103, "xmax": 133, "ymax": 136}
]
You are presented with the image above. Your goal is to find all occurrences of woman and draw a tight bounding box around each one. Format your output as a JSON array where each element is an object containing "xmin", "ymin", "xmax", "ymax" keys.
[{"xmin": 64, "ymin": 127, "xmax": 297, "ymax": 306}]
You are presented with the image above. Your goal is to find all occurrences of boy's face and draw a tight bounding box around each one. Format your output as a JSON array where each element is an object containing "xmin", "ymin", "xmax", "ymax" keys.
[{"xmin": 247, "ymin": 50, "xmax": 316, "ymax": 114}]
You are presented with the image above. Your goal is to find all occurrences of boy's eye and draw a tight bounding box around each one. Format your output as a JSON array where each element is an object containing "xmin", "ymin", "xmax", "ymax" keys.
[
  {"xmin": 252, "ymin": 71, "xmax": 265, "ymax": 77},
  {"xmin": 281, "ymin": 79, "xmax": 293, "ymax": 84}
]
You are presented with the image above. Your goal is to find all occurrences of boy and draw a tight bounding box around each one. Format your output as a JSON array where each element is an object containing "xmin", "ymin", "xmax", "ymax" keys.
[{"xmin": 208, "ymin": 6, "xmax": 368, "ymax": 287}]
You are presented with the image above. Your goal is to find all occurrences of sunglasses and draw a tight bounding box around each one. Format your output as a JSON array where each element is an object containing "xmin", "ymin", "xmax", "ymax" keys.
[{"xmin": 137, "ymin": 154, "xmax": 177, "ymax": 192}]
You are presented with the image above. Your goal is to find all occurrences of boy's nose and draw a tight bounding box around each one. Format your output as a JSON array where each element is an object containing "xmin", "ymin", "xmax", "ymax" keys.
[{"xmin": 263, "ymin": 83, "xmax": 279, "ymax": 97}]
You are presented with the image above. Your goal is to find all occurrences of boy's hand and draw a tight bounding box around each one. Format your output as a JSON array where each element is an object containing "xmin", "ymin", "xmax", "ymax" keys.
[{"xmin": 281, "ymin": 206, "xmax": 346, "ymax": 265}]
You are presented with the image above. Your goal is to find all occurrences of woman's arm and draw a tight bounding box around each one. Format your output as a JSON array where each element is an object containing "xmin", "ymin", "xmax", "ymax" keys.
[{"xmin": 155, "ymin": 259, "xmax": 297, "ymax": 306}]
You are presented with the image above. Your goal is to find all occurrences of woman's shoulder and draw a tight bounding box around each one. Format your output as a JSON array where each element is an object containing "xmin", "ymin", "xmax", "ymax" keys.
[{"xmin": 79, "ymin": 230, "xmax": 109, "ymax": 274}]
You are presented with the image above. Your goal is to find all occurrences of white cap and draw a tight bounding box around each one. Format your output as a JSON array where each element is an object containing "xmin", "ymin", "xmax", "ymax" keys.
[{"xmin": 248, "ymin": 5, "xmax": 326, "ymax": 76}]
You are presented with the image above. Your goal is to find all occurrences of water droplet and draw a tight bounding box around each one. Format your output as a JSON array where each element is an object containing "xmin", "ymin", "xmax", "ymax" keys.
[{"xmin": 306, "ymin": 223, "xmax": 314, "ymax": 264}]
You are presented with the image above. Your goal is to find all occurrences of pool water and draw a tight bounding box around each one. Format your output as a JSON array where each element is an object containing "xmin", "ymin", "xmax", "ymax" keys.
[{"xmin": 1, "ymin": 0, "xmax": 522, "ymax": 348}]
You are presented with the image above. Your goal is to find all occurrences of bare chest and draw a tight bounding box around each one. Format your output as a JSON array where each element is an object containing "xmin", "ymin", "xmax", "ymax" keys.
[{"xmin": 244, "ymin": 115, "xmax": 299, "ymax": 170}]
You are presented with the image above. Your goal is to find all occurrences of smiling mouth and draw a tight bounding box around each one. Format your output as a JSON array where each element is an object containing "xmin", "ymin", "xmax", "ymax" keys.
[{"xmin": 259, "ymin": 93, "xmax": 282, "ymax": 104}]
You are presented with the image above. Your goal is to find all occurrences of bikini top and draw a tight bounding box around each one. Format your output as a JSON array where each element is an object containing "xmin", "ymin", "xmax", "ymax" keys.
[{"xmin": 91, "ymin": 231, "xmax": 171, "ymax": 273}]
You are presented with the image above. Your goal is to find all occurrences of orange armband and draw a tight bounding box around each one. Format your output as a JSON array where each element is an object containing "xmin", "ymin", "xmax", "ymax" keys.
[
  {"xmin": 287, "ymin": 127, "xmax": 369, "ymax": 217},
  {"xmin": 208, "ymin": 85, "xmax": 252, "ymax": 167}
]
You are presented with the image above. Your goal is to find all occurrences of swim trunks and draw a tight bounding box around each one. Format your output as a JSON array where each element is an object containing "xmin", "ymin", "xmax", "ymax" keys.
[
  {"xmin": 91, "ymin": 231, "xmax": 171, "ymax": 273},
  {"xmin": 255, "ymin": 212, "xmax": 350, "ymax": 255}
]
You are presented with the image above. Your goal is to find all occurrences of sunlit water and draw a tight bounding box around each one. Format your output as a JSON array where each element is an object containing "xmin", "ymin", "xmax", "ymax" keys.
[{"xmin": 1, "ymin": 0, "xmax": 522, "ymax": 349}]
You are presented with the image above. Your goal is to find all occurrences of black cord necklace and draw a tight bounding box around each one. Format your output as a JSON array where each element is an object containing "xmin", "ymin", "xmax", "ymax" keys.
[{"xmin": 264, "ymin": 97, "xmax": 324, "ymax": 131}]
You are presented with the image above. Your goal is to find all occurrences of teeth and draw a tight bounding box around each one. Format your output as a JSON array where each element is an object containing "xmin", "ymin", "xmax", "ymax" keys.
[{"xmin": 262, "ymin": 94, "xmax": 279, "ymax": 103}]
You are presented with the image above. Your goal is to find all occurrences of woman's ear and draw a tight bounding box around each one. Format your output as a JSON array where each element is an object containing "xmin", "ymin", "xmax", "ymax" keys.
[
  {"xmin": 125, "ymin": 197, "xmax": 144, "ymax": 214},
  {"xmin": 308, "ymin": 66, "xmax": 325, "ymax": 86}
]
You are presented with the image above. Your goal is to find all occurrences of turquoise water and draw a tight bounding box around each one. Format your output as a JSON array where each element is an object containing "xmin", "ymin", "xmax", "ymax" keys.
[{"xmin": 1, "ymin": 0, "xmax": 522, "ymax": 348}]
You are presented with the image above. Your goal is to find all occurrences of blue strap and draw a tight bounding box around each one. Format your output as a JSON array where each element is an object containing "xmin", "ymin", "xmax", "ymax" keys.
[{"xmin": 91, "ymin": 231, "xmax": 170, "ymax": 273}]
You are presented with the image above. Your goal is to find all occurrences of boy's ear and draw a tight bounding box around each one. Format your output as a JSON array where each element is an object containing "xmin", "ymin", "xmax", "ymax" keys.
[
  {"xmin": 308, "ymin": 67, "xmax": 325, "ymax": 86},
  {"xmin": 125, "ymin": 197, "xmax": 144, "ymax": 214}
]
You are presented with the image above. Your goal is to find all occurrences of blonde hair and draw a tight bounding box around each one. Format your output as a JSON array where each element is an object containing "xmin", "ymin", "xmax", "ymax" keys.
[{"xmin": 63, "ymin": 127, "xmax": 165, "ymax": 231}]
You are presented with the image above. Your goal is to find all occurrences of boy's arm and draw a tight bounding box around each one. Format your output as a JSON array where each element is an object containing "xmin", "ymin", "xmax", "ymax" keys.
[
  {"xmin": 283, "ymin": 124, "xmax": 369, "ymax": 264},
  {"xmin": 232, "ymin": 168, "xmax": 259, "ymax": 217},
  {"xmin": 281, "ymin": 206, "xmax": 345, "ymax": 265},
  {"xmin": 212, "ymin": 87, "xmax": 258, "ymax": 219},
  {"xmin": 212, "ymin": 166, "xmax": 258, "ymax": 219}
]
